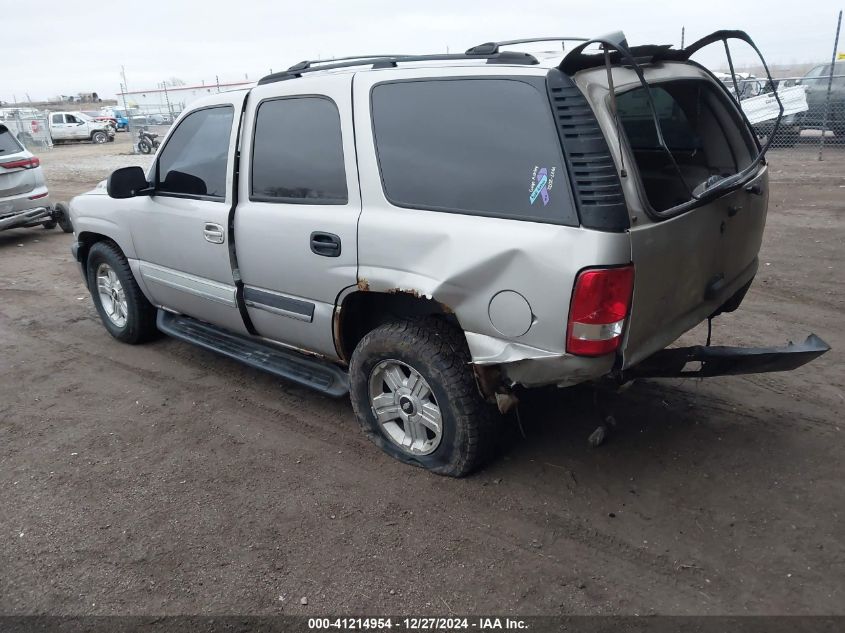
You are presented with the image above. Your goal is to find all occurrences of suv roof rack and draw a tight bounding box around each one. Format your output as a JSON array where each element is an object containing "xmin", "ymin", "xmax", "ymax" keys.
[
  {"xmin": 465, "ymin": 37, "xmax": 589, "ymax": 55},
  {"xmin": 258, "ymin": 50, "xmax": 539, "ymax": 85}
]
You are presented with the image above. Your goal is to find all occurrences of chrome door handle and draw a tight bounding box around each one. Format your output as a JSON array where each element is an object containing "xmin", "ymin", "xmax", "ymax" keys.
[{"xmin": 203, "ymin": 223, "xmax": 225, "ymax": 244}]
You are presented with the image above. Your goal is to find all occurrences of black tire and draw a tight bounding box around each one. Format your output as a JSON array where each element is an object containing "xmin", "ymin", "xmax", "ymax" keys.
[
  {"xmin": 53, "ymin": 202, "xmax": 74, "ymax": 233},
  {"xmin": 86, "ymin": 241, "xmax": 158, "ymax": 344},
  {"xmin": 349, "ymin": 318, "xmax": 497, "ymax": 477},
  {"xmin": 138, "ymin": 139, "xmax": 152, "ymax": 154},
  {"xmin": 91, "ymin": 131, "xmax": 108, "ymax": 144}
]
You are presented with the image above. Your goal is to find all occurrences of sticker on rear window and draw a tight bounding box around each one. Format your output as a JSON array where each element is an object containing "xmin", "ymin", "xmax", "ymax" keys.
[{"xmin": 529, "ymin": 165, "xmax": 555, "ymax": 206}]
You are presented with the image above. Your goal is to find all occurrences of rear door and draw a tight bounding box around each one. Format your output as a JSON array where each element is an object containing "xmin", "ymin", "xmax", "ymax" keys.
[
  {"xmin": 234, "ymin": 74, "xmax": 360, "ymax": 359},
  {"xmin": 612, "ymin": 72, "xmax": 768, "ymax": 368},
  {"xmin": 50, "ymin": 113, "xmax": 70, "ymax": 140}
]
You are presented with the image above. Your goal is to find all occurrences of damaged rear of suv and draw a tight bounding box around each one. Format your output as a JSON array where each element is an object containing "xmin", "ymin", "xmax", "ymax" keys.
[{"xmin": 71, "ymin": 30, "xmax": 829, "ymax": 476}]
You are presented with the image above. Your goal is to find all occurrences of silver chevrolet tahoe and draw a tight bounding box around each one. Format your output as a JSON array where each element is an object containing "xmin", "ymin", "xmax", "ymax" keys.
[{"xmin": 69, "ymin": 31, "xmax": 829, "ymax": 476}]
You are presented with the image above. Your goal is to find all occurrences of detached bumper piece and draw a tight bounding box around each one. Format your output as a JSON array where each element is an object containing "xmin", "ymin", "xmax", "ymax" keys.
[
  {"xmin": 0, "ymin": 206, "xmax": 50, "ymax": 231},
  {"xmin": 624, "ymin": 334, "xmax": 830, "ymax": 380}
]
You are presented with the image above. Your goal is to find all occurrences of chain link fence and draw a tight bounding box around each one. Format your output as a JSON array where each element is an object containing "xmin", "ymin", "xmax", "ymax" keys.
[
  {"xmin": 0, "ymin": 109, "xmax": 53, "ymax": 149},
  {"xmin": 716, "ymin": 70, "xmax": 845, "ymax": 151}
]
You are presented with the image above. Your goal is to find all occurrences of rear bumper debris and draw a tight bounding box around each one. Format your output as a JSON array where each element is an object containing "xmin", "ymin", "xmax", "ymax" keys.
[{"xmin": 621, "ymin": 334, "xmax": 830, "ymax": 381}]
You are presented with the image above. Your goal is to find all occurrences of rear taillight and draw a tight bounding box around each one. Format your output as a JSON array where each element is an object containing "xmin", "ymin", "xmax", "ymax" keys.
[
  {"xmin": 0, "ymin": 157, "xmax": 40, "ymax": 170},
  {"xmin": 566, "ymin": 265, "xmax": 635, "ymax": 356}
]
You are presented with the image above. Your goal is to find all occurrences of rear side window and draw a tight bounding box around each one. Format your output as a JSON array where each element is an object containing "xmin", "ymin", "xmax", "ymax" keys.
[
  {"xmin": 250, "ymin": 97, "xmax": 347, "ymax": 204},
  {"xmin": 157, "ymin": 105, "xmax": 233, "ymax": 199},
  {"xmin": 371, "ymin": 79, "xmax": 576, "ymax": 224},
  {"xmin": 0, "ymin": 127, "xmax": 22, "ymax": 154}
]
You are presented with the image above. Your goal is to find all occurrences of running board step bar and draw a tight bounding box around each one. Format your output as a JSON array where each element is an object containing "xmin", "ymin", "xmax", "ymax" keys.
[
  {"xmin": 622, "ymin": 334, "xmax": 830, "ymax": 381},
  {"xmin": 156, "ymin": 310, "xmax": 349, "ymax": 397}
]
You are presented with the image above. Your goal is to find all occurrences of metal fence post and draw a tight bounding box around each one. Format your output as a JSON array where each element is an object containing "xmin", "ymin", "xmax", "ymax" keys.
[
  {"xmin": 120, "ymin": 82, "xmax": 137, "ymax": 155},
  {"xmin": 818, "ymin": 9, "xmax": 843, "ymax": 161}
]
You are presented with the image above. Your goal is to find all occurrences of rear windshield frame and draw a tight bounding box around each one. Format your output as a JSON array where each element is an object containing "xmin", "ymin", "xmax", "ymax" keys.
[{"xmin": 611, "ymin": 71, "xmax": 763, "ymax": 221}]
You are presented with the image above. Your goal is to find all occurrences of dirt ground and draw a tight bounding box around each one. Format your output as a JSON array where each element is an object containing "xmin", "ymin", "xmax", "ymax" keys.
[{"xmin": 1, "ymin": 133, "xmax": 843, "ymax": 616}]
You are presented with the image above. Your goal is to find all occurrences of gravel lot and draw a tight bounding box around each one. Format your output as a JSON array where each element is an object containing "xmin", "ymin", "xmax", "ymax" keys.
[{"xmin": 1, "ymin": 134, "xmax": 843, "ymax": 615}]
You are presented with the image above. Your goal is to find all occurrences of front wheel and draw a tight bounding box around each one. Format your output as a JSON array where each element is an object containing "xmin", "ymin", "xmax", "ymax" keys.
[
  {"xmin": 349, "ymin": 319, "xmax": 497, "ymax": 477},
  {"xmin": 86, "ymin": 241, "xmax": 158, "ymax": 344},
  {"xmin": 138, "ymin": 139, "xmax": 152, "ymax": 154},
  {"xmin": 91, "ymin": 131, "xmax": 108, "ymax": 144}
]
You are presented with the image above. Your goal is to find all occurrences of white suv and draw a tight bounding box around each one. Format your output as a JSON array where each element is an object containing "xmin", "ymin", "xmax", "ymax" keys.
[
  {"xmin": 0, "ymin": 124, "xmax": 72, "ymax": 232},
  {"xmin": 68, "ymin": 32, "xmax": 829, "ymax": 475}
]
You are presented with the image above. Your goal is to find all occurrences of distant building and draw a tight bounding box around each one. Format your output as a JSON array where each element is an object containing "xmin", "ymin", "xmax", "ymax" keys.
[{"xmin": 116, "ymin": 80, "xmax": 255, "ymax": 116}]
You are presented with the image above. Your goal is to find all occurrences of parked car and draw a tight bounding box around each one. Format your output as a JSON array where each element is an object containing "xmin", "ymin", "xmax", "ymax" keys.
[
  {"xmin": 49, "ymin": 111, "xmax": 115, "ymax": 144},
  {"xmin": 145, "ymin": 113, "xmax": 172, "ymax": 125},
  {"xmin": 796, "ymin": 61, "xmax": 845, "ymax": 140},
  {"xmin": 68, "ymin": 31, "xmax": 829, "ymax": 476},
  {"xmin": 1, "ymin": 124, "xmax": 72, "ymax": 232},
  {"xmin": 713, "ymin": 73, "xmax": 807, "ymax": 146}
]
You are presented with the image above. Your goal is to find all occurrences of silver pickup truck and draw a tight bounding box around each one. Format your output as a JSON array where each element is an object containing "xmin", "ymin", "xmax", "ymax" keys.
[{"xmin": 68, "ymin": 31, "xmax": 829, "ymax": 476}]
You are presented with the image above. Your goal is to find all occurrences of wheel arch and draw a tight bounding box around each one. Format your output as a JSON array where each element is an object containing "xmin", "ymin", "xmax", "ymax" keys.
[
  {"xmin": 75, "ymin": 230, "xmax": 152, "ymax": 302},
  {"xmin": 334, "ymin": 289, "xmax": 462, "ymax": 363}
]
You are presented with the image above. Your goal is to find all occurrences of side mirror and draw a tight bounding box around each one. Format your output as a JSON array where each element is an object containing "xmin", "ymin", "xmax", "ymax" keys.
[{"xmin": 107, "ymin": 166, "xmax": 150, "ymax": 199}]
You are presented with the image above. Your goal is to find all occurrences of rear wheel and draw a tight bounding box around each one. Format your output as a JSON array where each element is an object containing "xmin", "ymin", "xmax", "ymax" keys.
[
  {"xmin": 349, "ymin": 318, "xmax": 497, "ymax": 477},
  {"xmin": 86, "ymin": 241, "xmax": 158, "ymax": 344}
]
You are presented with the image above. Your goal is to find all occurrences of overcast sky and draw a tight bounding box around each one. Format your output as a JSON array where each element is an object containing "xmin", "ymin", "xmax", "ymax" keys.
[{"xmin": 3, "ymin": 0, "xmax": 843, "ymax": 103}]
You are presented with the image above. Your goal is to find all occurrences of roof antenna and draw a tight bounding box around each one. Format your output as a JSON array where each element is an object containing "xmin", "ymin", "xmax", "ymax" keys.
[{"xmin": 603, "ymin": 44, "xmax": 627, "ymax": 178}]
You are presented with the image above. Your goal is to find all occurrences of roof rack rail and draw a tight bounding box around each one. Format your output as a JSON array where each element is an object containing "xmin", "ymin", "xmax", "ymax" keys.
[
  {"xmin": 465, "ymin": 37, "xmax": 589, "ymax": 55},
  {"xmin": 287, "ymin": 55, "xmax": 407, "ymax": 73},
  {"xmin": 258, "ymin": 50, "xmax": 539, "ymax": 85}
]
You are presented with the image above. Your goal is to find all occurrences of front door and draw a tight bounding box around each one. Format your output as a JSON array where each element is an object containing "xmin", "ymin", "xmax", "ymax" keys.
[
  {"xmin": 128, "ymin": 95, "xmax": 248, "ymax": 334},
  {"xmin": 234, "ymin": 75, "xmax": 360, "ymax": 359},
  {"xmin": 63, "ymin": 113, "xmax": 87, "ymax": 139}
]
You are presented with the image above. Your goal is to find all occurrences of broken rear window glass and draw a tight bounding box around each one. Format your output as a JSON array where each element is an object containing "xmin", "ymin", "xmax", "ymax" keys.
[{"xmin": 616, "ymin": 79, "xmax": 756, "ymax": 212}]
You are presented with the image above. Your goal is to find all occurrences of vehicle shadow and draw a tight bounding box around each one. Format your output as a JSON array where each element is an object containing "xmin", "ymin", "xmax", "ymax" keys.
[
  {"xmin": 0, "ymin": 227, "xmax": 57, "ymax": 248},
  {"xmin": 491, "ymin": 377, "xmax": 762, "ymax": 483}
]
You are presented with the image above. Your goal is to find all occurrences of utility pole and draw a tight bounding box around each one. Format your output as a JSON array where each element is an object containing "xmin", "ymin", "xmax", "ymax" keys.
[
  {"xmin": 681, "ymin": 26, "xmax": 685, "ymax": 49},
  {"xmin": 162, "ymin": 80, "xmax": 172, "ymax": 119},
  {"xmin": 818, "ymin": 10, "xmax": 842, "ymax": 161},
  {"xmin": 120, "ymin": 82, "xmax": 137, "ymax": 154}
]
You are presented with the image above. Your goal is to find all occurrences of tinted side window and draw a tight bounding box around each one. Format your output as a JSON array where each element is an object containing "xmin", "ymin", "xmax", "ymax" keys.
[
  {"xmin": 251, "ymin": 97, "xmax": 347, "ymax": 204},
  {"xmin": 52, "ymin": 114, "xmax": 64, "ymax": 124},
  {"xmin": 157, "ymin": 106, "xmax": 234, "ymax": 199},
  {"xmin": 371, "ymin": 79, "xmax": 575, "ymax": 224}
]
